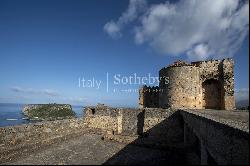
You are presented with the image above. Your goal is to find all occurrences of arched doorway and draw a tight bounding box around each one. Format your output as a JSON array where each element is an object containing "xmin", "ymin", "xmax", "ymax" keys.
[{"xmin": 202, "ymin": 79, "xmax": 222, "ymax": 109}]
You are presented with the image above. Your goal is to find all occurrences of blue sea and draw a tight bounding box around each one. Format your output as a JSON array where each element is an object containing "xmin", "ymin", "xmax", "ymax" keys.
[{"xmin": 0, "ymin": 103, "xmax": 85, "ymax": 127}]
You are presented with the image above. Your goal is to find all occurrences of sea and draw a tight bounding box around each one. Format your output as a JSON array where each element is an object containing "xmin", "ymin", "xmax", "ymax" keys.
[{"xmin": 0, "ymin": 103, "xmax": 85, "ymax": 127}]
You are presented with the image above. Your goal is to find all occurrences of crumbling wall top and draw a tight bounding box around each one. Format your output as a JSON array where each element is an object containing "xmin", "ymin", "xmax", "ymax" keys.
[
  {"xmin": 160, "ymin": 60, "xmax": 197, "ymax": 72},
  {"xmin": 191, "ymin": 58, "xmax": 233, "ymax": 67},
  {"xmin": 168, "ymin": 60, "xmax": 191, "ymax": 67}
]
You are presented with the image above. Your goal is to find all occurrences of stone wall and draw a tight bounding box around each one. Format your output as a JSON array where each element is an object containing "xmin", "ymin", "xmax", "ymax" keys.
[
  {"xmin": 0, "ymin": 119, "xmax": 86, "ymax": 146},
  {"xmin": 84, "ymin": 105, "xmax": 184, "ymax": 145},
  {"xmin": 0, "ymin": 118, "xmax": 94, "ymax": 163},
  {"xmin": 139, "ymin": 86, "xmax": 159, "ymax": 108},
  {"xmin": 192, "ymin": 58, "xmax": 235, "ymax": 110},
  {"xmin": 28, "ymin": 106, "xmax": 178, "ymax": 149},
  {"xmin": 84, "ymin": 105, "xmax": 119, "ymax": 133},
  {"xmin": 222, "ymin": 59, "xmax": 235, "ymax": 110}
]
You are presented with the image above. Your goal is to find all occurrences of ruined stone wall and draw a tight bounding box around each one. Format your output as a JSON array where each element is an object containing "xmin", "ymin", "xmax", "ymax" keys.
[
  {"xmin": 84, "ymin": 105, "xmax": 119, "ymax": 132},
  {"xmin": 0, "ymin": 118, "xmax": 91, "ymax": 163},
  {"xmin": 0, "ymin": 119, "xmax": 87, "ymax": 146},
  {"xmin": 159, "ymin": 65, "xmax": 202, "ymax": 109},
  {"xmin": 84, "ymin": 105, "xmax": 184, "ymax": 145},
  {"xmin": 192, "ymin": 58, "xmax": 235, "ymax": 110},
  {"xmin": 222, "ymin": 59, "xmax": 235, "ymax": 110},
  {"xmin": 139, "ymin": 86, "xmax": 159, "ymax": 108}
]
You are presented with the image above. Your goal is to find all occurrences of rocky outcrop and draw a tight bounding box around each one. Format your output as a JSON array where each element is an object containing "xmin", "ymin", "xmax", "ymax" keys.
[{"xmin": 22, "ymin": 104, "xmax": 76, "ymax": 121}]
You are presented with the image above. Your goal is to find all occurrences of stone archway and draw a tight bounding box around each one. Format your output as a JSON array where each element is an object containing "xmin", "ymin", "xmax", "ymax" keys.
[{"xmin": 202, "ymin": 79, "xmax": 222, "ymax": 109}]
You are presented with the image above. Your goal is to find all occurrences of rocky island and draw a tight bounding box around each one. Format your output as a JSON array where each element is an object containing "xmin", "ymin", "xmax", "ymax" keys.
[{"xmin": 22, "ymin": 104, "xmax": 76, "ymax": 121}]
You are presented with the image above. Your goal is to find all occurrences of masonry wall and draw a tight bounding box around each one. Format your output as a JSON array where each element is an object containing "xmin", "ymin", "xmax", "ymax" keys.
[
  {"xmin": 84, "ymin": 105, "xmax": 119, "ymax": 133},
  {"xmin": 192, "ymin": 58, "xmax": 235, "ymax": 110},
  {"xmin": 222, "ymin": 59, "xmax": 235, "ymax": 110},
  {"xmin": 0, "ymin": 118, "xmax": 88, "ymax": 163},
  {"xmin": 84, "ymin": 106, "xmax": 184, "ymax": 145},
  {"xmin": 0, "ymin": 119, "xmax": 86, "ymax": 146},
  {"xmin": 139, "ymin": 86, "xmax": 159, "ymax": 108}
]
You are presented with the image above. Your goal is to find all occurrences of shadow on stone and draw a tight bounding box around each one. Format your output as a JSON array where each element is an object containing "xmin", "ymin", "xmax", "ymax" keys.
[
  {"xmin": 137, "ymin": 110, "xmax": 145, "ymax": 136},
  {"xmin": 102, "ymin": 111, "xmax": 190, "ymax": 165}
]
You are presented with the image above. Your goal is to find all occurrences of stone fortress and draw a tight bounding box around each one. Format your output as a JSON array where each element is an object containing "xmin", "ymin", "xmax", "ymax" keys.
[
  {"xmin": 0, "ymin": 58, "xmax": 248, "ymax": 165},
  {"xmin": 139, "ymin": 58, "xmax": 235, "ymax": 110}
]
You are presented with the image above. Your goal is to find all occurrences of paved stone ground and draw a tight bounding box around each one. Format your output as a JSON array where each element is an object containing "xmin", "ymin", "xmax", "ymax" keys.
[{"xmin": 3, "ymin": 133, "xmax": 183, "ymax": 165}]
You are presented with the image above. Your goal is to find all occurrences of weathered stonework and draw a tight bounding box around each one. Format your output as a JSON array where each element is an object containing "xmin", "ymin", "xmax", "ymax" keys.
[
  {"xmin": 139, "ymin": 86, "xmax": 159, "ymax": 108},
  {"xmin": 0, "ymin": 104, "xmax": 248, "ymax": 165},
  {"xmin": 139, "ymin": 58, "xmax": 235, "ymax": 110},
  {"xmin": 159, "ymin": 65, "xmax": 202, "ymax": 109},
  {"xmin": 84, "ymin": 104, "xmax": 119, "ymax": 132},
  {"xmin": 84, "ymin": 105, "xmax": 184, "ymax": 146}
]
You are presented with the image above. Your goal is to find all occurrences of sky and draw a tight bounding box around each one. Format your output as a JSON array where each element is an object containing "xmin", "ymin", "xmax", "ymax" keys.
[{"xmin": 0, "ymin": 0, "xmax": 249, "ymax": 107}]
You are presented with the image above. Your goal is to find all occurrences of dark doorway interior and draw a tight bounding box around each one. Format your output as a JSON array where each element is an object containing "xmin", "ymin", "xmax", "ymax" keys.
[{"xmin": 202, "ymin": 79, "xmax": 223, "ymax": 109}]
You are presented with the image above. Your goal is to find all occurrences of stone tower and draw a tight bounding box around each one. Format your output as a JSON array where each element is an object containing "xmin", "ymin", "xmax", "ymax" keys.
[{"xmin": 139, "ymin": 58, "xmax": 235, "ymax": 110}]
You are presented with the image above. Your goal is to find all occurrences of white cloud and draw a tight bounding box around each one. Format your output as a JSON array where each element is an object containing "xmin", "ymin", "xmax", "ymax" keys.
[
  {"xmin": 67, "ymin": 97, "xmax": 87, "ymax": 103},
  {"xmin": 43, "ymin": 89, "xmax": 60, "ymax": 96},
  {"xmin": 187, "ymin": 44, "xmax": 211, "ymax": 61},
  {"xmin": 59, "ymin": 96, "xmax": 88, "ymax": 105},
  {"xmin": 235, "ymin": 88, "xmax": 249, "ymax": 101},
  {"xmin": 104, "ymin": 21, "xmax": 122, "ymax": 39},
  {"xmin": 10, "ymin": 87, "xmax": 60, "ymax": 97},
  {"xmin": 105, "ymin": 0, "xmax": 249, "ymax": 60},
  {"xmin": 8, "ymin": 87, "xmax": 90, "ymax": 105},
  {"xmin": 104, "ymin": 0, "xmax": 147, "ymax": 39}
]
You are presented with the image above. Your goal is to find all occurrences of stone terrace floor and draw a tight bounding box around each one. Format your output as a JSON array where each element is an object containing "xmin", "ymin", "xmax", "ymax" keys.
[{"xmin": 2, "ymin": 133, "xmax": 184, "ymax": 165}]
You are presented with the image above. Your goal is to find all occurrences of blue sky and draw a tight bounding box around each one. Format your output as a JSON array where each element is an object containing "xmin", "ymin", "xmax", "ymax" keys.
[{"xmin": 0, "ymin": 0, "xmax": 249, "ymax": 107}]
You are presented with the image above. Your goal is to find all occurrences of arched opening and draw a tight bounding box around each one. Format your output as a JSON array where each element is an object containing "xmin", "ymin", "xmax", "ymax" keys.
[{"xmin": 202, "ymin": 79, "xmax": 222, "ymax": 109}]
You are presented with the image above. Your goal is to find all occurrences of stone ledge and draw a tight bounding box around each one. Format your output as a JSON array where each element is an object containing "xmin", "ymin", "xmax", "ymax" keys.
[{"xmin": 181, "ymin": 109, "xmax": 249, "ymax": 133}]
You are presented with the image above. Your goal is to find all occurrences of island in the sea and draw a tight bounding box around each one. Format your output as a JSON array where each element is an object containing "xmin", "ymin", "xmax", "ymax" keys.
[{"xmin": 22, "ymin": 103, "xmax": 76, "ymax": 121}]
